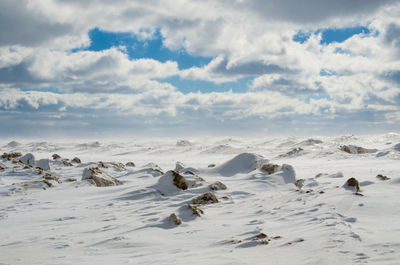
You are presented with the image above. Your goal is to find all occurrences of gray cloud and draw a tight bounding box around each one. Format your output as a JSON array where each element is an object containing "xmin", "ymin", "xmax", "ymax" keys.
[{"xmin": 0, "ymin": 0, "xmax": 73, "ymax": 47}]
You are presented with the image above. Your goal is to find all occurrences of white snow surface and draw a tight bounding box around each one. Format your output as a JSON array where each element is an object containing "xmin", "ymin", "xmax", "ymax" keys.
[{"xmin": 1, "ymin": 134, "xmax": 400, "ymax": 265}]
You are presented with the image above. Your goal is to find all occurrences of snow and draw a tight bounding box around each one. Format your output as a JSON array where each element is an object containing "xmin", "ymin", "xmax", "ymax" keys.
[{"xmin": 0, "ymin": 134, "xmax": 400, "ymax": 264}]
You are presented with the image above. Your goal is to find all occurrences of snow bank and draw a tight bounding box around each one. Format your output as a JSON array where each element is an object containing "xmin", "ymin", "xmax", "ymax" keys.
[
  {"xmin": 213, "ymin": 153, "xmax": 268, "ymax": 176},
  {"xmin": 19, "ymin": 153, "xmax": 35, "ymax": 166},
  {"xmin": 37, "ymin": 159, "xmax": 50, "ymax": 171}
]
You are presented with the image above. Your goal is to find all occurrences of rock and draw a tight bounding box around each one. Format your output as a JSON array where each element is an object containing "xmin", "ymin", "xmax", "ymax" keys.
[
  {"xmin": 209, "ymin": 181, "xmax": 227, "ymax": 190},
  {"xmin": 376, "ymin": 174, "xmax": 390, "ymax": 180},
  {"xmin": 394, "ymin": 143, "xmax": 400, "ymax": 151},
  {"xmin": 52, "ymin": 154, "xmax": 61, "ymax": 160},
  {"xmin": 62, "ymin": 160, "xmax": 73, "ymax": 167},
  {"xmin": 98, "ymin": 161, "xmax": 108, "ymax": 168},
  {"xmin": 125, "ymin": 162, "xmax": 136, "ymax": 167},
  {"xmin": 208, "ymin": 164, "xmax": 216, "ymax": 168},
  {"xmin": 261, "ymin": 163, "xmax": 280, "ymax": 174},
  {"xmin": 187, "ymin": 204, "xmax": 204, "ymax": 217},
  {"xmin": 345, "ymin": 177, "xmax": 360, "ymax": 192},
  {"xmin": 43, "ymin": 173, "xmax": 61, "ymax": 184},
  {"xmin": 0, "ymin": 162, "xmax": 7, "ymax": 170},
  {"xmin": 169, "ymin": 213, "xmax": 182, "ymax": 225},
  {"xmin": 340, "ymin": 145, "xmax": 377, "ymax": 154},
  {"xmin": 65, "ymin": 178, "xmax": 77, "ymax": 182},
  {"xmin": 2, "ymin": 152, "xmax": 22, "ymax": 160},
  {"xmin": 172, "ymin": 171, "xmax": 188, "ymax": 190},
  {"xmin": 294, "ymin": 179, "xmax": 305, "ymax": 189},
  {"xmin": 283, "ymin": 147, "xmax": 304, "ymax": 157},
  {"xmin": 108, "ymin": 162, "xmax": 126, "ymax": 171},
  {"xmin": 82, "ymin": 167, "xmax": 123, "ymax": 187},
  {"xmin": 192, "ymin": 192, "xmax": 219, "ymax": 204},
  {"xmin": 19, "ymin": 153, "xmax": 35, "ymax": 166},
  {"xmin": 174, "ymin": 161, "xmax": 185, "ymax": 172},
  {"xmin": 36, "ymin": 159, "xmax": 50, "ymax": 171},
  {"xmin": 72, "ymin": 157, "xmax": 81, "ymax": 163}
]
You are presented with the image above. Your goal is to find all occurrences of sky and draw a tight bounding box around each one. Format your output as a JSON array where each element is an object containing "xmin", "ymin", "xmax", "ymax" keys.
[{"xmin": 0, "ymin": 0, "xmax": 400, "ymax": 138}]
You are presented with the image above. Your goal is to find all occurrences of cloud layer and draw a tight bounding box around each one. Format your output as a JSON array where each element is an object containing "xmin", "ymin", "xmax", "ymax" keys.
[{"xmin": 0, "ymin": 0, "xmax": 399, "ymax": 137}]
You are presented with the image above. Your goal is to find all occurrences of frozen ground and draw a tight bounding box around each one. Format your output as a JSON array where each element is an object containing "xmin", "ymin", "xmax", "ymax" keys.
[{"xmin": 0, "ymin": 134, "xmax": 399, "ymax": 265}]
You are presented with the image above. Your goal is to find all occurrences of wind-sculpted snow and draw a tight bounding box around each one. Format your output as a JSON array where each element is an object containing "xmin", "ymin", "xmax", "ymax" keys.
[{"xmin": 0, "ymin": 134, "xmax": 400, "ymax": 264}]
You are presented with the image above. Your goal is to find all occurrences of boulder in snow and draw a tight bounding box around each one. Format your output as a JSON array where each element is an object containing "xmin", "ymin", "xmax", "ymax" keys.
[
  {"xmin": 169, "ymin": 213, "xmax": 182, "ymax": 225},
  {"xmin": 52, "ymin": 154, "xmax": 61, "ymax": 160},
  {"xmin": 72, "ymin": 157, "xmax": 81, "ymax": 163},
  {"xmin": 343, "ymin": 177, "xmax": 360, "ymax": 192},
  {"xmin": 192, "ymin": 192, "xmax": 219, "ymax": 204},
  {"xmin": 340, "ymin": 145, "xmax": 377, "ymax": 154},
  {"xmin": 82, "ymin": 167, "xmax": 123, "ymax": 187},
  {"xmin": 2, "ymin": 152, "xmax": 22, "ymax": 160},
  {"xmin": 125, "ymin": 162, "xmax": 136, "ymax": 167},
  {"xmin": 209, "ymin": 181, "xmax": 227, "ymax": 190}
]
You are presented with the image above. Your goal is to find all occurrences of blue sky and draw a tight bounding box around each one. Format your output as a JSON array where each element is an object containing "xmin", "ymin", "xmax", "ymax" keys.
[{"xmin": 0, "ymin": 0, "xmax": 399, "ymax": 138}]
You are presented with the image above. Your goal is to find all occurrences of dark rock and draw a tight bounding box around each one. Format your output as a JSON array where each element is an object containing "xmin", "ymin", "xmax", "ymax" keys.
[
  {"xmin": 125, "ymin": 162, "xmax": 136, "ymax": 167},
  {"xmin": 209, "ymin": 181, "xmax": 227, "ymax": 190},
  {"xmin": 2, "ymin": 152, "xmax": 22, "ymax": 160},
  {"xmin": 376, "ymin": 174, "xmax": 390, "ymax": 180},
  {"xmin": 62, "ymin": 160, "xmax": 73, "ymax": 167},
  {"xmin": 52, "ymin": 154, "xmax": 61, "ymax": 160},
  {"xmin": 172, "ymin": 171, "xmax": 188, "ymax": 190},
  {"xmin": 43, "ymin": 173, "xmax": 61, "ymax": 184},
  {"xmin": 187, "ymin": 204, "xmax": 204, "ymax": 217},
  {"xmin": 192, "ymin": 192, "xmax": 219, "ymax": 204},
  {"xmin": 260, "ymin": 163, "xmax": 280, "ymax": 174},
  {"xmin": 169, "ymin": 213, "xmax": 182, "ymax": 225},
  {"xmin": 346, "ymin": 177, "xmax": 360, "ymax": 192},
  {"xmin": 72, "ymin": 157, "xmax": 81, "ymax": 163}
]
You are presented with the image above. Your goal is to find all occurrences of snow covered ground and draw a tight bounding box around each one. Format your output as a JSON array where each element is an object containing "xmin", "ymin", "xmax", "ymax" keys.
[{"xmin": 1, "ymin": 134, "xmax": 399, "ymax": 265}]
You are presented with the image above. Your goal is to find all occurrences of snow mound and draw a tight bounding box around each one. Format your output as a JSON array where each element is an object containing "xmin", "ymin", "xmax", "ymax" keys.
[
  {"xmin": 154, "ymin": 170, "xmax": 205, "ymax": 195},
  {"xmin": 213, "ymin": 153, "xmax": 268, "ymax": 176},
  {"xmin": 37, "ymin": 159, "xmax": 50, "ymax": 171},
  {"xmin": 297, "ymin": 138, "xmax": 323, "ymax": 146},
  {"xmin": 7, "ymin": 141, "xmax": 21, "ymax": 147},
  {"xmin": 176, "ymin": 140, "xmax": 192, "ymax": 147},
  {"xmin": 19, "ymin": 153, "xmax": 35, "ymax": 166},
  {"xmin": 276, "ymin": 164, "xmax": 296, "ymax": 184},
  {"xmin": 393, "ymin": 143, "xmax": 400, "ymax": 151},
  {"xmin": 154, "ymin": 171, "xmax": 185, "ymax": 195}
]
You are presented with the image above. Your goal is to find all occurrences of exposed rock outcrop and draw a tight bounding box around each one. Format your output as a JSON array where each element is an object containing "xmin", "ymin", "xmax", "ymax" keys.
[
  {"xmin": 192, "ymin": 192, "xmax": 219, "ymax": 204},
  {"xmin": 172, "ymin": 171, "xmax": 188, "ymax": 190},
  {"xmin": 169, "ymin": 213, "xmax": 182, "ymax": 225},
  {"xmin": 82, "ymin": 167, "xmax": 123, "ymax": 187},
  {"xmin": 2, "ymin": 152, "xmax": 22, "ymax": 160},
  {"xmin": 340, "ymin": 145, "xmax": 377, "ymax": 154},
  {"xmin": 260, "ymin": 163, "xmax": 280, "ymax": 174},
  {"xmin": 72, "ymin": 157, "xmax": 81, "ymax": 163},
  {"xmin": 52, "ymin": 154, "xmax": 61, "ymax": 160},
  {"xmin": 125, "ymin": 162, "xmax": 136, "ymax": 167},
  {"xmin": 209, "ymin": 181, "xmax": 227, "ymax": 191}
]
